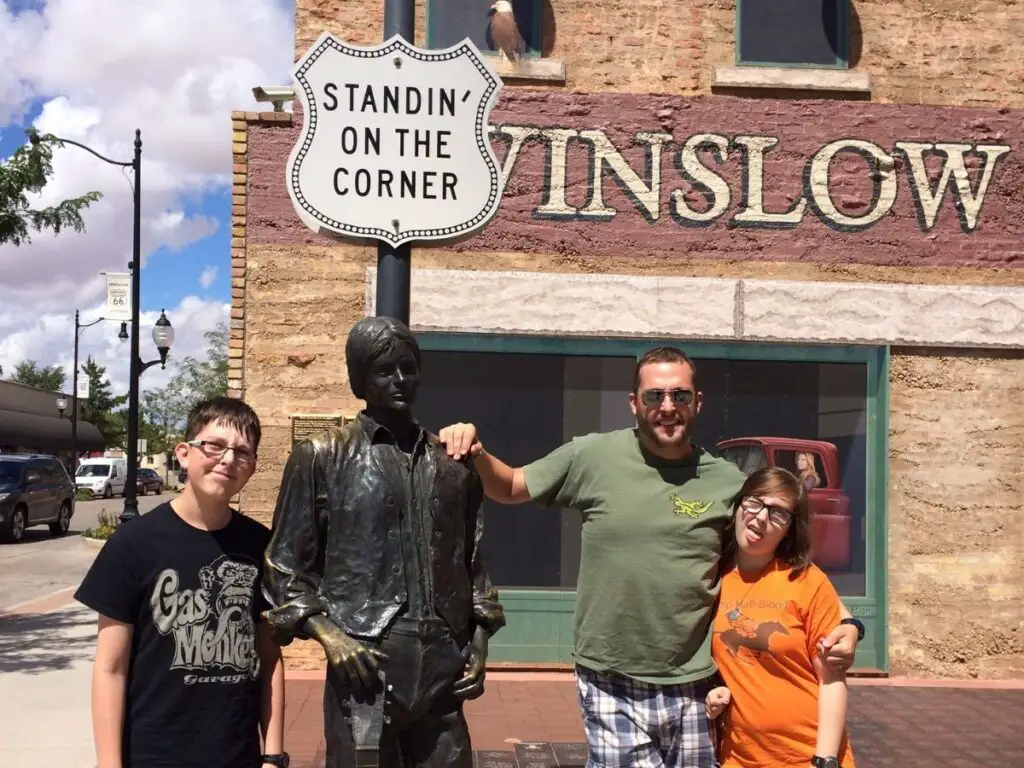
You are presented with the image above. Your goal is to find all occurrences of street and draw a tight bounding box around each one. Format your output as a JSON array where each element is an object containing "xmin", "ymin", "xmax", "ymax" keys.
[{"xmin": 0, "ymin": 493, "xmax": 169, "ymax": 612}]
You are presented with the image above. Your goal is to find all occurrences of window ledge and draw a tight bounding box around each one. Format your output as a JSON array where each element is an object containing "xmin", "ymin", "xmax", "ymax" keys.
[
  {"xmin": 485, "ymin": 54, "xmax": 566, "ymax": 84},
  {"xmin": 712, "ymin": 65, "xmax": 871, "ymax": 94}
]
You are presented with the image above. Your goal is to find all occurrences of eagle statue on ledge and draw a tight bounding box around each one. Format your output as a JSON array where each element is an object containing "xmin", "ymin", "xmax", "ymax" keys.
[{"xmin": 488, "ymin": 0, "xmax": 526, "ymax": 63}]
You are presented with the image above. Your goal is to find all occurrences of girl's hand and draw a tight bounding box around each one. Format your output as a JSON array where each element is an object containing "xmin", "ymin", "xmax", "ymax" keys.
[{"xmin": 705, "ymin": 686, "xmax": 731, "ymax": 719}]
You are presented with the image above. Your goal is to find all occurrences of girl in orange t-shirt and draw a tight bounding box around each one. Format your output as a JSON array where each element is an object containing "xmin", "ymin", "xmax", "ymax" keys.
[{"xmin": 705, "ymin": 467, "xmax": 855, "ymax": 768}]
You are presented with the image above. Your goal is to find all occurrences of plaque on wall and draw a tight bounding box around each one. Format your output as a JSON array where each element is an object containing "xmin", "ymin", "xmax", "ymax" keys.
[{"xmin": 290, "ymin": 413, "xmax": 349, "ymax": 446}]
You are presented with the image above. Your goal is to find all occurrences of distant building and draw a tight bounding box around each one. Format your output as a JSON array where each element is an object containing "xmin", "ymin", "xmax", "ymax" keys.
[{"xmin": 0, "ymin": 380, "xmax": 105, "ymax": 465}]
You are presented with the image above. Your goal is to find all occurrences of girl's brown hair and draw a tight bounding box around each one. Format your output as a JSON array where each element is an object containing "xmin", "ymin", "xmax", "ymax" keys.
[{"xmin": 722, "ymin": 466, "xmax": 814, "ymax": 579}]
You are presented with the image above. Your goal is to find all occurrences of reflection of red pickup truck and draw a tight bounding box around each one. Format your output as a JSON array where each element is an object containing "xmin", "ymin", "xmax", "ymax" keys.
[{"xmin": 715, "ymin": 437, "xmax": 852, "ymax": 569}]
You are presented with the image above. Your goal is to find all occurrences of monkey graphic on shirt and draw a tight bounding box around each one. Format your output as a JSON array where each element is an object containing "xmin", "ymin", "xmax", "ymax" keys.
[{"xmin": 149, "ymin": 555, "xmax": 260, "ymax": 683}]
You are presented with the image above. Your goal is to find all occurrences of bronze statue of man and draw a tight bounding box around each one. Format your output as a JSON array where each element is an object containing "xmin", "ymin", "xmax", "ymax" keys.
[{"xmin": 262, "ymin": 316, "xmax": 505, "ymax": 768}]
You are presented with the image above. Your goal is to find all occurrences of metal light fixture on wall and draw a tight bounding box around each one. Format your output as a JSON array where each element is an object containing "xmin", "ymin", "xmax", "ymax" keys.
[{"xmin": 56, "ymin": 396, "xmax": 67, "ymax": 418}]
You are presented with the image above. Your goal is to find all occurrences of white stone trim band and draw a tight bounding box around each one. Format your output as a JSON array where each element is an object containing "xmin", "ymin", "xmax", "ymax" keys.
[{"xmin": 365, "ymin": 268, "xmax": 1024, "ymax": 349}]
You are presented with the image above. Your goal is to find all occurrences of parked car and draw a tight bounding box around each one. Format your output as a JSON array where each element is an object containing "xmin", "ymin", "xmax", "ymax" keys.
[
  {"xmin": 716, "ymin": 436, "xmax": 853, "ymax": 569},
  {"xmin": 75, "ymin": 457, "xmax": 129, "ymax": 499},
  {"xmin": 0, "ymin": 454, "xmax": 76, "ymax": 542},
  {"xmin": 136, "ymin": 467, "xmax": 165, "ymax": 495}
]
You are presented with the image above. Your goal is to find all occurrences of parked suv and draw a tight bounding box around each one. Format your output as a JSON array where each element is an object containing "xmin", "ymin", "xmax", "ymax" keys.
[{"xmin": 0, "ymin": 454, "xmax": 76, "ymax": 543}]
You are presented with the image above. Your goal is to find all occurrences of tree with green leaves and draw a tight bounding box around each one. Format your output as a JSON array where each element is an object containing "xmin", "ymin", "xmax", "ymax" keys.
[
  {"xmin": 0, "ymin": 128, "xmax": 103, "ymax": 246},
  {"xmin": 79, "ymin": 356, "xmax": 127, "ymax": 447},
  {"xmin": 139, "ymin": 387, "xmax": 188, "ymax": 458},
  {"xmin": 175, "ymin": 323, "xmax": 229, "ymax": 403},
  {"xmin": 8, "ymin": 360, "xmax": 66, "ymax": 392}
]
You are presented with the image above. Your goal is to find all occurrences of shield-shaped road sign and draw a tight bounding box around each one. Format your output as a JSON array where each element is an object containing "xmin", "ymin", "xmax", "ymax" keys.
[{"xmin": 286, "ymin": 33, "xmax": 505, "ymax": 248}]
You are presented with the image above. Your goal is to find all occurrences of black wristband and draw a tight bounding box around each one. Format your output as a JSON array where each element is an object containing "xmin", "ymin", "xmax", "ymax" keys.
[{"xmin": 840, "ymin": 617, "xmax": 865, "ymax": 641}]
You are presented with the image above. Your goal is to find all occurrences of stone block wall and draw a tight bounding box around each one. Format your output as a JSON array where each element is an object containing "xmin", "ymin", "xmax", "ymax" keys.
[{"xmin": 888, "ymin": 348, "xmax": 1024, "ymax": 678}]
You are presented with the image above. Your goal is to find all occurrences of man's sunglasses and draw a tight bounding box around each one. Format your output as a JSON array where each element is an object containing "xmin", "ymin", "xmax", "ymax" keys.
[{"xmin": 639, "ymin": 388, "xmax": 695, "ymax": 407}]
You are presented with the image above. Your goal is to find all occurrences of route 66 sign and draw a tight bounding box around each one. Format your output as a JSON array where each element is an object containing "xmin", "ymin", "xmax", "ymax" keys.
[
  {"xmin": 286, "ymin": 32, "xmax": 505, "ymax": 247},
  {"xmin": 105, "ymin": 272, "xmax": 131, "ymax": 320}
]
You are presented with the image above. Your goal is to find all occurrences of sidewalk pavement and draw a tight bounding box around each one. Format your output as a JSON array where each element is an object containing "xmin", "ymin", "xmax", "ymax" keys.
[
  {"xmin": 283, "ymin": 674, "xmax": 1024, "ymax": 768},
  {"xmin": 3, "ymin": 592, "xmax": 1022, "ymax": 767},
  {"xmin": 0, "ymin": 599, "xmax": 96, "ymax": 767}
]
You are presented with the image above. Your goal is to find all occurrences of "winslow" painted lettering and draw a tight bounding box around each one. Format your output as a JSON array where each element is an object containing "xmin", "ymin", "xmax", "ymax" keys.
[{"xmin": 488, "ymin": 125, "xmax": 1011, "ymax": 234}]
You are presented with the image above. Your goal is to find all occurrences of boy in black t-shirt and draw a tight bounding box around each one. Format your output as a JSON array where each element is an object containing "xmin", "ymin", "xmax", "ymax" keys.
[{"xmin": 75, "ymin": 397, "xmax": 288, "ymax": 768}]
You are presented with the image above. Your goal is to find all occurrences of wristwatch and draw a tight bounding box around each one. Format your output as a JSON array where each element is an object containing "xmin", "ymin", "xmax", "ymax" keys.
[
  {"xmin": 811, "ymin": 756, "xmax": 839, "ymax": 768},
  {"xmin": 261, "ymin": 754, "xmax": 290, "ymax": 767},
  {"xmin": 840, "ymin": 617, "xmax": 865, "ymax": 641}
]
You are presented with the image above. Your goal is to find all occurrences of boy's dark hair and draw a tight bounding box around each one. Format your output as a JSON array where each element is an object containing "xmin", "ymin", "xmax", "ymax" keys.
[
  {"xmin": 184, "ymin": 396, "xmax": 262, "ymax": 453},
  {"xmin": 633, "ymin": 346, "xmax": 697, "ymax": 392},
  {"xmin": 345, "ymin": 315, "xmax": 421, "ymax": 399},
  {"xmin": 722, "ymin": 467, "xmax": 813, "ymax": 578}
]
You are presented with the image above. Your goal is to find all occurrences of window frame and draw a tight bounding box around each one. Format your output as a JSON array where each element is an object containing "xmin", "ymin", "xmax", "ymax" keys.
[
  {"xmin": 735, "ymin": 0, "xmax": 850, "ymax": 70},
  {"xmin": 416, "ymin": 332, "xmax": 889, "ymax": 671},
  {"xmin": 425, "ymin": 0, "xmax": 544, "ymax": 60}
]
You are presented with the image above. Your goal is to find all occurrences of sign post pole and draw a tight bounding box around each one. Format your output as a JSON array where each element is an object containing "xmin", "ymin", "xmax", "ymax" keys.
[{"xmin": 375, "ymin": 0, "xmax": 416, "ymax": 323}]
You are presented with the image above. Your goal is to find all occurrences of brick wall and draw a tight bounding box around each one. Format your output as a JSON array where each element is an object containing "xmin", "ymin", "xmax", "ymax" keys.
[
  {"xmin": 232, "ymin": 1, "xmax": 1024, "ymax": 677},
  {"xmin": 295, "ymin": 0, "xmax": 1024, "ymax": 107}
]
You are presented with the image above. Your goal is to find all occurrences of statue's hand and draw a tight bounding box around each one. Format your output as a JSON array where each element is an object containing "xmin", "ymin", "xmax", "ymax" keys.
[
  {"xmin": 453, "ymin": 626, "xmax": 489, "ymax": 700},
  {"xmin": 307, "ymin": 615, "xmax": 387, "ymax": 689}
]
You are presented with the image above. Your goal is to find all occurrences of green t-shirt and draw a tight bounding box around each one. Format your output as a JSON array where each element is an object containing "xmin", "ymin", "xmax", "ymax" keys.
[{"xmin": 523, "ymin": 428, "xmax": 746, "ymax": 684}]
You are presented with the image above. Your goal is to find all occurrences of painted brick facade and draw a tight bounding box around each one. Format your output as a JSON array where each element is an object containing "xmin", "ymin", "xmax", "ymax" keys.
[
  {"xmin": 250, "ymin": 92, "xmax": 1024, "ymax": 268},
  {"xmin": 233, "ymin": 0, "xmax": 1024, "ymax": 677}
]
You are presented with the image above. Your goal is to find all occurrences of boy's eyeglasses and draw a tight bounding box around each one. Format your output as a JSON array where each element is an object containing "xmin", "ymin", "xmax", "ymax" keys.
[
  {"xmin": 187, "ymin": 439, "xmax": 256, "ymax": 466},
  {"xmin": 639, "ymin": 388, "xmax": 695, "ymax": 407},
  {"xmin": 740, "ymin": 496, "xmax": 792, "ymax": 527}
]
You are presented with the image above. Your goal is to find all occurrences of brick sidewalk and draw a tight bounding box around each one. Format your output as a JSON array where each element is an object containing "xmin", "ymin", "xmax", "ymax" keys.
[{"xmin": 283, "ymin": 674, "xmax": 1024, "ymax": 767}]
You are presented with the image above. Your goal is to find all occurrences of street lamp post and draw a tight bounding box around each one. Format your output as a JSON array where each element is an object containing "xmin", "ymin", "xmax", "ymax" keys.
[
  {"xmin": 123, "ymin": 310, "xmax": 174, "ymax": 523},
  {"xmin": 71, "ymin": 309, "xmax": 106, "ymax": 474},
  {"xmin": 42, "ymin": 129, "xmax": 174, "ymax": 523}
]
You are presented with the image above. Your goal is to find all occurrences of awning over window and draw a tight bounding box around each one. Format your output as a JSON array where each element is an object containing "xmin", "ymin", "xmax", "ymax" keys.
[{"xmin": 0, "ymin": 409, "xmax": 105, "ymax": 452}]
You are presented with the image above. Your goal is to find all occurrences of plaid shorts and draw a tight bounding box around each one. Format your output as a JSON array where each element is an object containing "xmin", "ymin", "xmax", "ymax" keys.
[{"xmin": 574, "ymin": 665, "xmax": 719, "ymax": 768}]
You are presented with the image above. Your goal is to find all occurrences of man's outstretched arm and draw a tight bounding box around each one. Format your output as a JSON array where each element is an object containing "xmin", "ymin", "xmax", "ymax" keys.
[{"xmin": 439, "ymin": 422, "xmax": 531, "ymax": 504}]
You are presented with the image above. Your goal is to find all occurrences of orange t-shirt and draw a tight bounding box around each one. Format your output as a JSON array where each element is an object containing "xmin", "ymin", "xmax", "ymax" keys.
[{"xmin": 712, "ymin": 560, "xmax": 855, "ymax": 768}]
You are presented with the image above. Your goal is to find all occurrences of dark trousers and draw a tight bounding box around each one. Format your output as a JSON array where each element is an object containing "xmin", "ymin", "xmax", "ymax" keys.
[{"xmin": 323, "ymin": 618, "xmax": 473, "ymax": 768}]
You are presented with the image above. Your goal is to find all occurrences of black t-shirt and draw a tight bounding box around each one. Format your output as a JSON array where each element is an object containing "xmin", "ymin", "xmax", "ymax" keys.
[{"xmin": 74, "ymin": 502, "xmax": 272, "ymax": 768}]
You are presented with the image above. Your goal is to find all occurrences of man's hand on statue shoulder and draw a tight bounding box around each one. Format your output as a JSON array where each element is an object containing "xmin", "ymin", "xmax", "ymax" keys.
[
  {"xmin": 438, "ymin": 423, "xmax": 483, "ymax": 461},
  {"xmin": 305, "ymin": 615, "xmax": 387, "ymax": 689}
]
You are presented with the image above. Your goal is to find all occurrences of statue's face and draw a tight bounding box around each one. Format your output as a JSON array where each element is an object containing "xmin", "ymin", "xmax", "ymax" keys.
[{"xmin": 364, "ymin": 341, "xmax": 419, "ymax": 412}]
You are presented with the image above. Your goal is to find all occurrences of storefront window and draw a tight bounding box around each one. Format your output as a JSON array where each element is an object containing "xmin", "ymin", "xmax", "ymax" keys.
[
  {"xmin": 696, "ymin": 359, "xmax": 869, "ymax": 596},
  {"xmin": 416, "ymin": 350, "xmax": 869, "ymax": 596}
]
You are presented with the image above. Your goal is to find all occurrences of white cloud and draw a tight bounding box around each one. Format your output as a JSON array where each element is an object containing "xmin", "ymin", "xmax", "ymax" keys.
[
  {"xmin": 199, "ymin": 266, "xmax": 218, "ymax": 289},
  {"xmin": 0, "ymin": 295, "xmax": 230, "ymax": 398},
  {"xmin": 0, "ymin": 0, "xmax": 293, "ymax": 387}
]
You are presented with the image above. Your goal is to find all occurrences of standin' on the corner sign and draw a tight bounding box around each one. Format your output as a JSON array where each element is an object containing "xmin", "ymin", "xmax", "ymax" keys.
[{"xmin": 286, "ymin": 32, "xmax": 504, "ymax": 247}]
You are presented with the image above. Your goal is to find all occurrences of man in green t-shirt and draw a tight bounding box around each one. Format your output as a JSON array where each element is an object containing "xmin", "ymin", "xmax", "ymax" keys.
[{"xmin": 439, "ymin": 346, "xmax": 862, "ymax": 767}]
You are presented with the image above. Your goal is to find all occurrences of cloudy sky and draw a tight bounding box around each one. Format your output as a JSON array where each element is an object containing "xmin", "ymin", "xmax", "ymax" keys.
[{"xmin": 0, "ymin": 0, "xmax": 294, "ymax": 396}]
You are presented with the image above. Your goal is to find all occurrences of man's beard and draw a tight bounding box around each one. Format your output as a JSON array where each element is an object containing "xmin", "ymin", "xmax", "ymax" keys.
[{"xmin": 636, "ymin": 412, "xmax": 690, "ymax": 450}]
